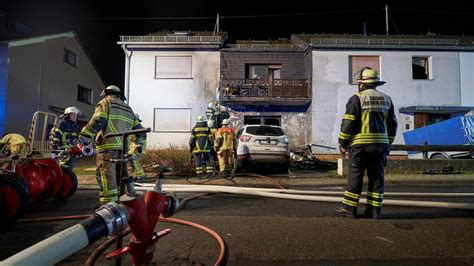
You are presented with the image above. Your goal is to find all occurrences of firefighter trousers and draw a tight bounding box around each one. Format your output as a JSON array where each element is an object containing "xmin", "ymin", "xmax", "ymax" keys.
[
  {"xmin": 342, "ymin": 144, "xmax": 389, "ymax": 210},
  {"xmin": 218, "ymin": 149, "xmax": 233, "ymax": 173},
  {"xmin": 95, "ymin": 150, "xmax": 120, "ymax": 204},
  {"xmin": 194, "ymin": 152, "xmax": 213, "ymax": 177}
]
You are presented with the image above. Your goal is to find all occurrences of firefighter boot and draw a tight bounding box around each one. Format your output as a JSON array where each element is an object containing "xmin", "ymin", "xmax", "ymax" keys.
[
  {"xmin": 335, "ymin": 205, "xmax": 357, "ymax": 219},
  {"xmin": 364, "ymin": 206, "xmax": 382, "ymax": 220}
]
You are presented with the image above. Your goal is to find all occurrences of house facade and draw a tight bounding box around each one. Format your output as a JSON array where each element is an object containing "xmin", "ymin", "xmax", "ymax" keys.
[
  {"xmin": 120, "ymin": 32, "xmax": 474, "ymax": 152},
  {"xmin": 118, "ymin": 32, "xmax": 225, "ymax": 148},
  {"xmin": 0, "ymin": 31, "xmax": 105, "ymax": 137}
]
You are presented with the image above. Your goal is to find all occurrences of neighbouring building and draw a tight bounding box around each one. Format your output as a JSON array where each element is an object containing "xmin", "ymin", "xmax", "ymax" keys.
[
  {"xmin": 119, "ymin": 31, "xmax": 474, "ymax": 152},
  {"xmin": 0, "ymin": 31, "xmax": 105, "ymax": 138}
]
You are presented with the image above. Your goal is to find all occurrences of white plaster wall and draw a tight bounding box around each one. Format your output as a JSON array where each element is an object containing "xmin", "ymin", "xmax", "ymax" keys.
[
  {"xmin": 6, "ymin": 33, "xmax": 104, "ymax": 137},
  {"xmin": 460, "ymin": 52, "xmax": 474, "ymax": 106},
  {"xmin": 311, "ymin": 50, "xmax": 461, "ymax": 152},
  {"xmin": 128, "ymin": 50, "xmax": 220, "ymax": 148}
]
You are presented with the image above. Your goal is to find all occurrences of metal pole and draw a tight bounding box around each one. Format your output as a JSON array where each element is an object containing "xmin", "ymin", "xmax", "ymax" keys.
[
  {"xmin": 122, "ymin": 45, "xmax": 131, "ymax": 104},
  {"xmin": 385, "ymin": 4, "xmax": 389, "ymax": 35}
]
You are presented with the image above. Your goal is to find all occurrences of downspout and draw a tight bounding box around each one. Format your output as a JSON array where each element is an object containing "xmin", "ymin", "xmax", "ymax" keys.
[{"xmin": 122, "ymin": 44, "xmax": 132, "ymax": 103}]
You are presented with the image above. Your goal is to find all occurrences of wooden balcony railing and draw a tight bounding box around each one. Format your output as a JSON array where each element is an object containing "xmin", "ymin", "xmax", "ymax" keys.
[{"xmin": 220, "ymin": 79, "xmax": 310, "ymax": 99}]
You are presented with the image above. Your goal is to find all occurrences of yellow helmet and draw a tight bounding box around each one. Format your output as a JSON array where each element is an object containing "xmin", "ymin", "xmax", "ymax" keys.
[
  {"xmin": 356, "ymin": 67, "xmax": 385, "ymax": 85},
  {"xmin": 100, "ymin": 85, "xmax": 121, "ymax": 97},
  {"xmin": 197, "ymin": 115, "xmax": 207, "ymax": 123}
]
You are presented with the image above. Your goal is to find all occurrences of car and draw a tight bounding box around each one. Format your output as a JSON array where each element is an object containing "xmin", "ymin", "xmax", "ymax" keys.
[{"xmin": 234, "ymin": 124, "xmax": 290, "ymax": 173}]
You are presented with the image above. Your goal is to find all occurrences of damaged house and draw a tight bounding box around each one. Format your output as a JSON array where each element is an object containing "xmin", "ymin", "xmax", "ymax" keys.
[{"xmin": 119, "ymin": 31, "xmax": 474, "ymax": 152}]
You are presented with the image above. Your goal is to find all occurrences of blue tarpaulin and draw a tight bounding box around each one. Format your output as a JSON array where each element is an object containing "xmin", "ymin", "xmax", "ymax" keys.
[{"xmin": 403, "ymin": 115, "xmax": 474, "ymax": 145}]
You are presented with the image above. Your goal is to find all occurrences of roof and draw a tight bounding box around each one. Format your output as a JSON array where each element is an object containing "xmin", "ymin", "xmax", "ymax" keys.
[
  {"xmin": 118, "ymin": 31, "xmax": 227, "ymax": 47},
  {"xmin": 291, "ymin": 34, "xmax": 474, "ymax": 51},
  {"xmin": 6, "ymin": 31, "xmax": 105, "ymax": 85},
  {"xmin": 399, "ymin": 106, "xmax": 474, "ymax": 114}
]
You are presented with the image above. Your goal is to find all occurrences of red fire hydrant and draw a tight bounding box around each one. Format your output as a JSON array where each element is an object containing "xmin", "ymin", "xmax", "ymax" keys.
[{"xmin": 106, "ymin": 189, "xmax": 177, "ymax": 265}]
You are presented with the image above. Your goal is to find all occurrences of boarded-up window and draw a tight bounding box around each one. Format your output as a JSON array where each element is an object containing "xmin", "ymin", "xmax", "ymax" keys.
[
  {"xmin": 155, "ymin": 56, "xmax": 192, "ymax": 79},
  {"xmin": 153, "ymin": 108, "xmax": 191, "ymax": 132},
  {"xmin": 349, "ymin": 56, "xmax": 380, "ymax": 84},
  {"xmin": 412, "ymin": 57, "xmax": 431, "ymax": 80}
]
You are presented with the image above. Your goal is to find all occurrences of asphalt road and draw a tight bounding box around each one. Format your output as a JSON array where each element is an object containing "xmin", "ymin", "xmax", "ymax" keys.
[{"xmin": 1, "ymin": 181, "xmax": 474, "ymax": 265}]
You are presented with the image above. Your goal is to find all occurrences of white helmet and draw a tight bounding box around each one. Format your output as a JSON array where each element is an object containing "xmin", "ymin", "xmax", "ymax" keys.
[
  {"xmin": 221, "ymin": 119, "xmax": 230, "ymax": 125},
  {"xmin": 134, "ymin": 113, "xmax": 142, "ymax": 122},
  {"xmin": 61, "ymin": 106, "xmax": 81, "ymax": 117}
]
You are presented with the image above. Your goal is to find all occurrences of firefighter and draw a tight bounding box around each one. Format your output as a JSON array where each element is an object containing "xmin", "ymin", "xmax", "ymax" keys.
[
  {"xmin": 189, "ymin": 115, "xmax": 214, "ymax": 178},
  {"xmin": 207, "ymin": 119, "xmax": 219, "ymax": 175},
  {"xmin": 128, "ymin": 113, "xmax": 146, "ymax": 183},
  {"xmin": 0, "ymin": 133, "xmax": 27, "ymax": 158},
  {"xmin": 335, "ymin": 67, "xmax": 398, "ymax": 219},
  {"xmin": 50, "ymin": 106, "xmax": 81, "ymax": 170},
  {"xmin": 205, "ymin": 102, "xmax": 216, "ymax": 122},
  {"xmin": 215, "ymin": 118, "xmax": 235, "ymax": 177},
  {"xmin": 79, "ymin": 85, "xmax": 144, "ymax": 205}
]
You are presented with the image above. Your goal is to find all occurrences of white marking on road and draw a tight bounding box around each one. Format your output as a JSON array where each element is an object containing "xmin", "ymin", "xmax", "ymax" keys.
[{"xmin": 376, "ymin": 236, "xmax": 395, "ymax": 244}]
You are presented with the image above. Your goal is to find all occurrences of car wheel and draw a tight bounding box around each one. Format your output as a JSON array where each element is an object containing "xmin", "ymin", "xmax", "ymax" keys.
[
  {"xmin": 431, "ymin": 154, "xmax": 448, "ymax": 160},
  {"xmin": 234, "ymin": 159, "xmax": 243, "ymax": 173}
]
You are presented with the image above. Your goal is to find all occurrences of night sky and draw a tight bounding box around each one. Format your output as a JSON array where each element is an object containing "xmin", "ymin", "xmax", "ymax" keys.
[{"xmin": 1, "ymin": 0, "xmax": 473, "ymax": 89}]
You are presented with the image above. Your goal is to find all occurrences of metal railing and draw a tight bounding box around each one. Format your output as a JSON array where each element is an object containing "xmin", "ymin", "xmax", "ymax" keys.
[
  {"xmin": 119, "ymin": 35, "xmax": 223, "ymax": 44},
  {"xmin": 310, "ymin": 37, "xmax": 460, "ymax": 46},
  {"xmin": 226, "ymin": 44, "xmax": 304, "ymax": 50},
  {"xmin": 220, "ymin": 79, "xmax": 310, "ymax": 98},
  {"xmin": 391, "ymin": 144, "xmax": 474, "ymax": 159}
]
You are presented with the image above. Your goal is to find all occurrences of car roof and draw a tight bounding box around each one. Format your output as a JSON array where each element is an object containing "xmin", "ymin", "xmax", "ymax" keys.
[{"xmin": 242, "ymin": 124, "xmax": 282, "ymax": 128}]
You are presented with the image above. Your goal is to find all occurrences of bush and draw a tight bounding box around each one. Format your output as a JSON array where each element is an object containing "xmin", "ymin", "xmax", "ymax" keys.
[{"xmin": 140, "ymin": 144, "xmax": 194, "ymax": 176}]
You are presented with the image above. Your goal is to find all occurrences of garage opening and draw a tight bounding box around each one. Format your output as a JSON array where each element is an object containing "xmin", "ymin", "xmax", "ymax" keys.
[{"xmin": 244, "ymin": 116, "xmax": 281, "ymax": 126}]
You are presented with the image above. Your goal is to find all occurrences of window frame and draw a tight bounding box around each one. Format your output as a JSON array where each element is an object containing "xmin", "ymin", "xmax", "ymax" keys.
[
  {"xmin": 348, "ymin": 56, "xmax": 381, "ymax": 84},
  {"xmin": 153, "ymin": 107, "xmax": 192, "ymax": 132},
  {"xmin": 154, "ymin": 56, "xmax": 193, "ymax": 79},
  {"xmin": 77, "ymin": 85, "xmax": 93, "ymax": 105},
  {"xmin": 412, "ymin": 56, "xmax": 433, "ymax": 80},
  {"xmin": 63, "ymin": 49, "xmax": 78, "ymax": 67}
]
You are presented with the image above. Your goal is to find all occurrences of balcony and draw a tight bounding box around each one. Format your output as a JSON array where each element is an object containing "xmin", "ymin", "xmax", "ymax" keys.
[{"xmin": 219, "ymin": 79, "xmax": 311, "ymax": 106}]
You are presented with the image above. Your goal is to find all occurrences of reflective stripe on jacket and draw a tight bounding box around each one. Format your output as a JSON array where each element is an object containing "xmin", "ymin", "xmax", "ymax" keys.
[
  {"xmin": 80, "ymin": 95, "xmax": 143, "ymax": 152},
  {"xmin": 50, "ymin": 119, "xmax": 79, "ymax": 149},
  {"xmin": 338, "ymin": 88, "xmax": 398, "ymax": 147},
  {"xmin": 189, "ymin": 122, "xmax": 213, "ymax": 153}
]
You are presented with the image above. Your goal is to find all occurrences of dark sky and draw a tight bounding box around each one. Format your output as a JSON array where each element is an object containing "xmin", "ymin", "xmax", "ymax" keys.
[{"xmin": 1, "ymin": 0, "xmax": 473, "ymax": 89}]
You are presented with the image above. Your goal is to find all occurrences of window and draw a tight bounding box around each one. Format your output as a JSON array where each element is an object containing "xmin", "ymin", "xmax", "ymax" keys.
[
  {"xmin": 246, "ymin": 64, "xmax": 281, "ymax": 80},
  {"xmin": 153, "ymin": 108, "xmax": 191, "ymax": 132},
  {"xmin": 64, "ymin": 49, "xmax": 77, "ymax": 67},
  {"xmin": 349, "ymin": 56, "xmax": 380, "ymax": 84},
  {"xmin": 244, "ymin": 116, "xmax": 281, "ymax": 126},
  {"xmin": 77, "ymin": 85, "xmax": 93, "ymax": 104},
  {"xmin": 155, "ymin": 56, "xmax": 192, "ymax": 79},
  {"xmin": 414, "ymin": 113, "xmax": 450, "ymax": 128},
  {"xmin": 412, "ymin": 57, "xmax": 431, "ymax": 80},
  {"xmin": 245, "ymin": 126, "xmax": 285, "ymax": 136}
]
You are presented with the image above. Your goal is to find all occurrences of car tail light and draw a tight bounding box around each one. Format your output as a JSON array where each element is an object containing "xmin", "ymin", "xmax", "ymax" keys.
[{"xmin": 240, "ymin": 135, "xmax": 252, "ymax": 142}]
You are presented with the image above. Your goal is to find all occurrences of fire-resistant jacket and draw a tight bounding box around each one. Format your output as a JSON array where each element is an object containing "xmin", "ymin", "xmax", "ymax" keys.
[
  {"xmin": 51, "ymin": 118, "xmax": 79, "ymax": 150},
  {"xmin": 189, "ymin": 121, "xmax": 213, "ymax": 153},
  {"xmin": 215, "ymin": 127, "xmax": 235, "ymax": 151},
  {"xmin": 80, "ymin": 95, "xmax": 144, "ymax": 153},
  {"xmin": 339, "ymin": 88, "xmax": 398, "ymax": 148}
]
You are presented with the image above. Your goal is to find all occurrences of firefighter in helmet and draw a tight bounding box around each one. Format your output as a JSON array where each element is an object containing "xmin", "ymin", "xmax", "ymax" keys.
[
  {"xmin": 79, "ymin": 85, "xmax": 144, "ymax": 205},
  {"xmin": 50, "ymin": 106, "xmax": 81, "ymax": 170},
  {"xmin": 335, "ymin": 67, "xmax": 397, "ymax": 219},
  {"xmin": 189, "ymin": 115, "xmax": 214, "ymax": 178},
  {"xmin": 215, "ymin": 118, "xmax": 235, "ymax": 177}
]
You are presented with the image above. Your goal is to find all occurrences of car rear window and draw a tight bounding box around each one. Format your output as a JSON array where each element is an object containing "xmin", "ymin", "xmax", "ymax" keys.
[{"xmin": 245, "ymin": 126, "xmax": 285, "ymax": 136}]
